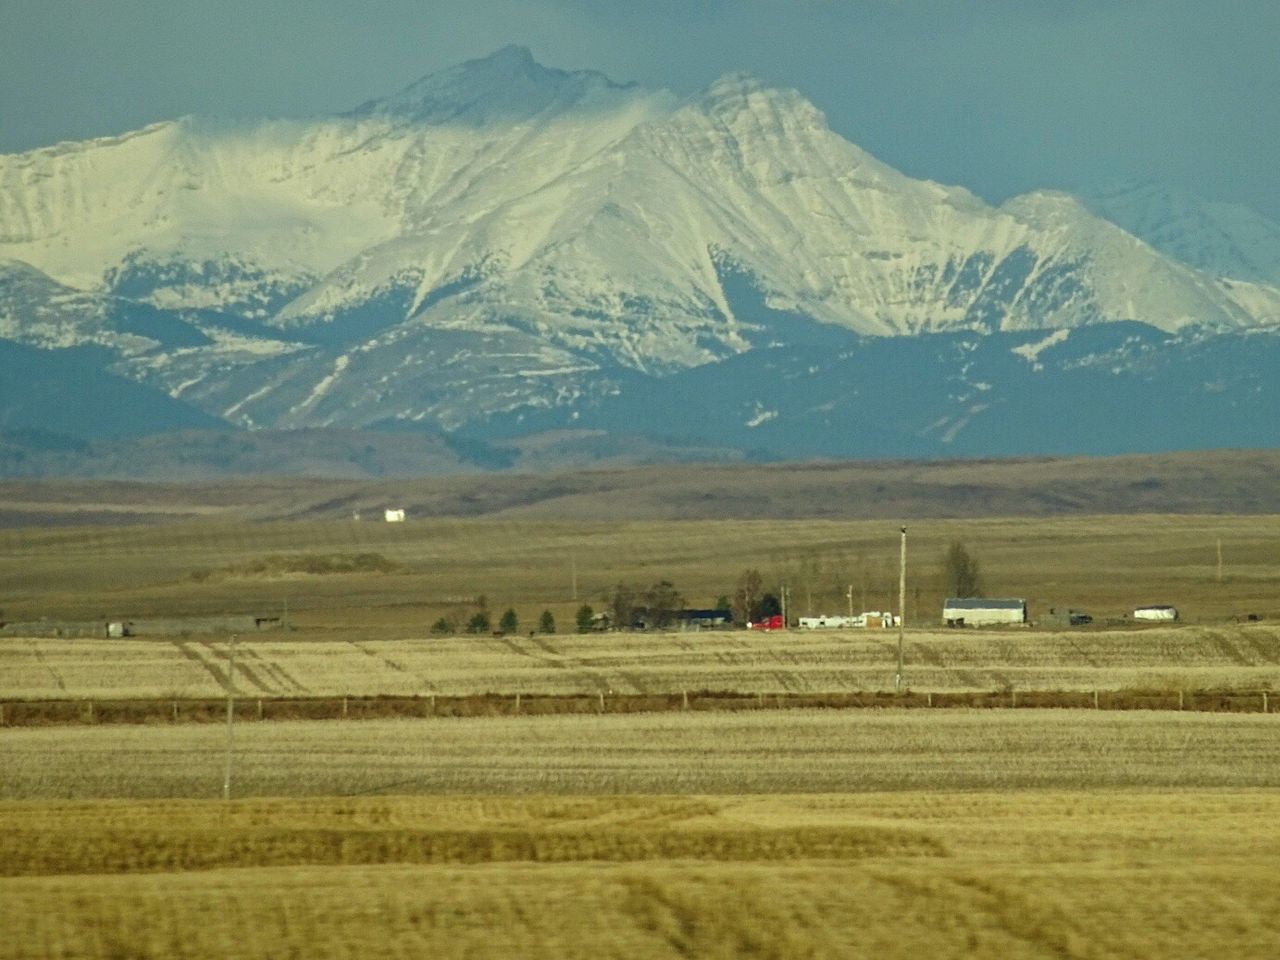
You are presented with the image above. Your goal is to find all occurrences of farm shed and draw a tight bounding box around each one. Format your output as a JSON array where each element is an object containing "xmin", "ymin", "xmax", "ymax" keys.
[
  {"xmin": 1133, "ymin": 605, "xmax": 1178, "ymax": 621},
  {"xmin": 676, "ymin": 609, "xmax": 730, "ymax": 631},
  {"xmin": 943, "ymin": 598, "xmax": 1027, "ymax": 627},
  {"xmin": 384, "ymin": 508, "xmax": 406, "ymax": 522}
]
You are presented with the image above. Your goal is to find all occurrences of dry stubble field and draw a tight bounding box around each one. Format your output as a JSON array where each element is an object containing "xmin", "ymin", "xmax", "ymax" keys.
[
  {"xmin": 4, "ymin": 505, "xmax": 1280, "ymax": 956},
  {"xmin": 2, "ymin": 786, "xmax": 1279, "ymax": 958}
]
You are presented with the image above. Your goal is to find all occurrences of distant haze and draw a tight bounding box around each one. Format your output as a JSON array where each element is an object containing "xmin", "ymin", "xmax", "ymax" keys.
[{"xmin": 2, "ymin": 0, "xmax": 1277, "ymax": 219}]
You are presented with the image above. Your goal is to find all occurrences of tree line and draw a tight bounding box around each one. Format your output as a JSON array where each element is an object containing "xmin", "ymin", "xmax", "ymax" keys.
[{"xmin": 427, "ymin": 541, "xmax": 985, "ymax": 635}]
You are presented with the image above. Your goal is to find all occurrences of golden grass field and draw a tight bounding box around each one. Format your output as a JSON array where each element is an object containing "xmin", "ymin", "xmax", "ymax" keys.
[
  {"xmin": 4, "ymin": 709, "xmax": 1280, "ymax": 799},
  {"xmin": 3, "ymin": 787, "xmax": 1280, "ymax": 958},
  {"xmin": 4, "ymin": 625, "xmax": 1280, "ymax": 701},
  {"xmin": 4, "ymin": 486, "xmax": 1280, "ymax": 957}
]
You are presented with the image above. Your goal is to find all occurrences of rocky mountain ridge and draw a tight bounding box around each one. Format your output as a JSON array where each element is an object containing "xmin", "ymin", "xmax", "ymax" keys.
[{"xmin": 2, "ymin": 46, "xmax": 1279, "ymax": 464}]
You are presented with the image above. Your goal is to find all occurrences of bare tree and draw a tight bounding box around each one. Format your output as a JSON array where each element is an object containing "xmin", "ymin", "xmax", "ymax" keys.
[
  {"xmin": 942, "ymin": 541, "xmax": 984, "ymax": 598},
  {"xmin": 732, "ymin": 569, "xmax": 764, "ymax": 625},
  {"xmin": 608, "ymin": 582, "xmax": 638, "ymax": 630},
  {"xmin": 643, "ymin": 580, "xmax": 683, "ymax": 629}
]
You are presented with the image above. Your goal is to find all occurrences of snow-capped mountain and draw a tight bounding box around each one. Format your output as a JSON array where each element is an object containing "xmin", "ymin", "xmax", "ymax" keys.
[
  {"xmin": 3, "ymin": 46, "xmax": 1280, "ymax": 462},
  {"xmin": 1081, "ymin": 181, "xmax": 1280, "ymax": 287}
]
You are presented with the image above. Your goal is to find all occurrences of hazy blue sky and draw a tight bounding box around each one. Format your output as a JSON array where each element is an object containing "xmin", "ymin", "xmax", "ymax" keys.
[{"xmin": 3, "ymin": 0, "xmax": 1276, "ymax": 216}]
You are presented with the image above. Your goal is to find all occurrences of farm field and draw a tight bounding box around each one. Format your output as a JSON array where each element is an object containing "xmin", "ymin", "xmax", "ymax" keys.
[
  {"xmin": 1, "ymin": 512, "xmax": 1278, "ymax": 629},
  {"xmin": 4, "ymin": 709, "xmax": 1280, "ymax": 799},
  {"xmin": 4, "ymin": 495, "xmax": 1280, "ymax": 957},
  {"xmin": 4, "ymin": 625, "xmax": 1280, "ymax": 701},
  {"xmin": 2, "ymin": 776, "xmax": 1280, "ymax": 957}
]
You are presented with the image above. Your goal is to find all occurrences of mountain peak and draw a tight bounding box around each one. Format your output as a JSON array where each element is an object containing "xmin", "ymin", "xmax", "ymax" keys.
[
  {"xmin": 705, "ymin": 72, "xmax": 767, "ymax": 99},
  {"xmin": 349, "ymin": 45, "xmax": 637, "ymax": 127}
]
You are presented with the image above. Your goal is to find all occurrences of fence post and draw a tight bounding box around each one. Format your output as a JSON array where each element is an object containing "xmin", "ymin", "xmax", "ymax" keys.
[
  {"xmin": 172, "ymin": 700, "xmax": 178, "ymax": 723},
  {"xmin": 598, "ymin": 691, "xmax": 605, "ymax": 713},
  {"xmin": 1093, "ymin": 690, "xmax": 1099, "ymax": 710},
  {"xmin": 87, "ymin": 700, "xmax": 94, "ymax": 724},
  {"xmin": 342, "ymin": 696, "xmax": 348, "ymax": 719},
  {"xmin": 430, "ymin": 694, "xmax": 436, "ymax": 715},
  {"xmin": 1011, "ymin": 689, "xmax": 1017, "ymax": 709},
  {"xmin": 515, "ymin": 693, "xmax": 521, "ymax": 715},
  {"xmin": 682, "ymin": 690, "xmax": 689, "ymax": 711},
  {"xmin": 1264, "ymin": 691, "xmax": 1269, "ymax": 714},
  {"xmin": 1179, "ymin": 690, "xmax": 1184, "ymax": 711},
  {"xmin": 258, "ymin": 699, "xmax": 264, "ymax": 720},
  {"xmin": 927, "ymin": 692, "xmax": 933, "ymax": 708}
]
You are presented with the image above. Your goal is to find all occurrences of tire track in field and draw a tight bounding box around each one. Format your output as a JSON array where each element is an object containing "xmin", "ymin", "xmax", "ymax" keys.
[
  {"xmin": 1203, "ymin": 629, "xmax": 1252, "ymax": 666},
  {"xmin": 171, "ymin": 639, "xmax": 231, "ymax": 691},
  {"xmin": 345, "ymin": 639, "xmax": 438, "ymax": 693},
  {"xmin": 239, "ymin": 649, "xmax": 307, "ymax": 694},
  {"xmin": 1060, "ymin": 637, "xmax": 1101, "ymax": 669},
  {"xmin": 197, "ymin": 638, "xmax": 275, "ymax": 694},
  {"xmin": 495, "ymin": 635, "xmax": 613, "ymax": 694},
  {"xmin": 27, "ymin": 641, "xmax": 66, "ymax": 691},
  {"xmin": 1239, "ymin": 630, "xmax": 1280, "ymax": 665}
]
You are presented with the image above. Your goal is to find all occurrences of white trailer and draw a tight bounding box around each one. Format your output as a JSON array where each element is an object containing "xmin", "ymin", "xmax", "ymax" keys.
[
  {"xmin": 943, "ymin": 598, "xmax": 1027, "ymax": 627},
  {"xmin": 1133, "ymin": 605, "xmax": 1178, "ymax": 621}
]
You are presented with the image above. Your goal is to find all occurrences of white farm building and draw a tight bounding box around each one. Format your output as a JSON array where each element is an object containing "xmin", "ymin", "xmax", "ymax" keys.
[{"xmin": 943, "ymin": 598, "xmax": 1027, "ymax": 627}]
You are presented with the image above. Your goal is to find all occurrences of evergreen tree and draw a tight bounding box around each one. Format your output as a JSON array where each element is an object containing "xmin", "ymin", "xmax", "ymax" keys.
[
  {"xmin": 498, "ymin": 608, "xmax": 519, "ymax": 634},
  {"xmin": 575, "ymin": 604, "xmax": 595, "ymax": 633},
  {"xmin": 538, "ymin": 610, "xmax": 556, "ymax": 634}
]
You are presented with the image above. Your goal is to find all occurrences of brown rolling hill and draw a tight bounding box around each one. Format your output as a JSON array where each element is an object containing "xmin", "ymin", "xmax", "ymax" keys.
[{"xmin": 1, "ymin": 449, "xmax": 1277, "ymax": 526}]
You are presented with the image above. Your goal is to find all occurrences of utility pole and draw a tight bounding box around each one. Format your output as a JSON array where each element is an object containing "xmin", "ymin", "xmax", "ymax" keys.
[
  {"xmin": 780, "ymin": 584, "xmax": 788, "ymax": 628},
  {"xmin": 1217, "ymin": 538, "xmax": 1224, "ymax": 584},
  {"xmin": 847, "ymin": 584, "xmax": 854, "ymax": 619},
  {"xmin": 223, "ymin": 633, "xmax": 237, "ymax": 801},
  {"xmin": 896, "ymin": 527, "xmax": 906, "ymax": 693}
]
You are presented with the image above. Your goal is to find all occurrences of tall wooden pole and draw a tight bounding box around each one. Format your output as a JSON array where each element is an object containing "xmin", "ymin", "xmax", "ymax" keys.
[
  {"xmin": 1217, "ymin": 538, "xmax": 1224, "ymax": 583},
  {"xmin": 896, "ymin": 527, "xmax": 906, "ymax": 693}
]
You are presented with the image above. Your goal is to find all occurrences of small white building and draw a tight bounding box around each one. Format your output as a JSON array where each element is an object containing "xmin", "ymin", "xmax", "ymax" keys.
[
  {"xmin": 1133, "ymin": 605, "xmax": 1178, "ymax": 621},
  {"xmin": 943, "ymin": 598, "xmax": 1027, "ymax": 627},
  {"xmin": 384, "ymin": 508, "xmax": 406, "ymax": 523}
]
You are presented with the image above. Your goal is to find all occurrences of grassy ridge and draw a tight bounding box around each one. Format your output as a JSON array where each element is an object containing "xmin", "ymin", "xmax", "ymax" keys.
[
  {"xmin": 2, "ymin": 513, "xmax": 1277, "ymax": 627},
  {"xmin": 6, "ymin": 449, "xmax": 1280, "ymax": 524}
]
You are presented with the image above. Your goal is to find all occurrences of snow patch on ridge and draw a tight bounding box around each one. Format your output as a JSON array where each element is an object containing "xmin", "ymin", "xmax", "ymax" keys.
[
  {"xmin": 293, "ymin": 354, "xmax": 350, "ymax": 414},
  {"xmin": 1012, "ymin": 329, "xmax": 1070, "ymax": 363}
]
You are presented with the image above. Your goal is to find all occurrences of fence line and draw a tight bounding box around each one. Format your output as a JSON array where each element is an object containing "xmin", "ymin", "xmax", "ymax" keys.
[{"xmin": 0, "ymin": 689, "xmax": 1276, "ymax": 727}]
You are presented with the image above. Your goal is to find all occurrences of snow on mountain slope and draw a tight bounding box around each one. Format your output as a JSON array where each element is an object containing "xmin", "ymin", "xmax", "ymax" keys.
[
  {"xmin": 3, "ymin": 47, "xmax": 1280, "ymax": 437},
  {"xmin": 1082, "ymin": 181, "xmax": 1280, "ymax": 287}
]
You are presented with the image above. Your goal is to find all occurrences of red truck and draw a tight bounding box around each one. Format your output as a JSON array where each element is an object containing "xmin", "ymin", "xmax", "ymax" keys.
[{"xmin": 748, "ymin": 615, "xmax": 784, "ymax": 631}]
